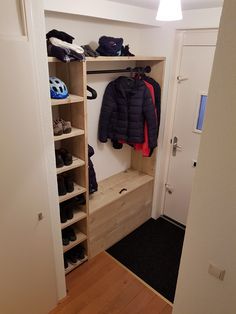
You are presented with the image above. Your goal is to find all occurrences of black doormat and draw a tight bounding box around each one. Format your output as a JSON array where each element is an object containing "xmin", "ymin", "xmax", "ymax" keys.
[{"xmin": 106, "ymin": 217, "xmax": 185, "ymax": 303}]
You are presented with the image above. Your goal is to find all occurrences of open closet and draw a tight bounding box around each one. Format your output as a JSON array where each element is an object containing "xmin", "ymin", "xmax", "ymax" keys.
[{"xmin": 48, "ymin": 55, "xmax": 165, "ymax": 274}]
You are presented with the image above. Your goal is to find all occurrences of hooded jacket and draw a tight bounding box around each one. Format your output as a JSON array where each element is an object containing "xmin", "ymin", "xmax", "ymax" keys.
[{"xmin": 98, "ymin": 76, "xmax": 157, "ymax": 149}]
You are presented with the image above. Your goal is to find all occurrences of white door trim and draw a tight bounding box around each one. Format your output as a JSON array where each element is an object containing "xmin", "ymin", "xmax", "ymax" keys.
[{"xmin": 152, "ymin": 29, "xmax": 218, "ymax": 220}]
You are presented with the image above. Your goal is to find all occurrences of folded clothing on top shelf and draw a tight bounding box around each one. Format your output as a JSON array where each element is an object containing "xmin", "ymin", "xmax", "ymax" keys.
[
  {"xmin": 46, "ymin": 29, "xmax": 85, "ymax": 62},
  {"xmin": 46, "ymin": 29, "xmax": 75, "ymax": 44},
  {"xmin": 96, "ymin": 36, "xmax": 135, "ymax": 56}
]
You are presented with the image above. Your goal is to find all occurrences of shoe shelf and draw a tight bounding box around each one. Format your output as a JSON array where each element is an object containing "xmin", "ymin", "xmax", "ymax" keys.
[
  {"xmin": 54, "ymin": 127, "xmax": 84, "ymax": 142},
  {"xmin": 61, "ymin": 210, "xmax": 87, "ymax": 230},
  {"xmin": 56, "ymin": 156, "xmax": 85, "ymax": 175},
  {"xmin": 65, "ymin": 255, "xmax": 88, "ymax": 275},
  {"xmin": 63, "ymin": 231, "xmax": 87, "ymax": 253},
  {"xmin": 51, "ymin": 94, "xmax": 84, "ymax": 106},
  {"xmin": 59, "ymin": 183, "xmax": 86, "ymax": 203}
]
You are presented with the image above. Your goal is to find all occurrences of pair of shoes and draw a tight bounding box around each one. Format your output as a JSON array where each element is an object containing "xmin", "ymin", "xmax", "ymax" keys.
[
  {"xmin": 65, "ymin": 245, "xmax": 86, "ymax": 264},
  {"xmin": 57, "ymin": 173, "xmax": 74, "ymax": 196},
  {"xmin": 64, "ymin": 255, "xmax": 69, "ymax": 269},
  {"xmin": 74, "ymin": 194, "xmax": 86, "ymax": 206},
  {"xmin": 55, "ymin": 148, "xmax": 72, "ymax": 168},
  {"xmin": 53, "ymin": 119, "xmax": 72, "ymax": 136},
  {"xmin": 60, "ymin": 201, "xmax": 74, "ymax": 223},
  {"xmin": 62, "ymin": 227, "xmax": 76, "ymax": 246}
]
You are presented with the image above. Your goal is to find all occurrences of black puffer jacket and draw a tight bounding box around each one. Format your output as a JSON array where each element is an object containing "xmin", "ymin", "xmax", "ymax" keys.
[{"xmin": 98, "ymin": 76, "xmax": 157, "ymax": 149}]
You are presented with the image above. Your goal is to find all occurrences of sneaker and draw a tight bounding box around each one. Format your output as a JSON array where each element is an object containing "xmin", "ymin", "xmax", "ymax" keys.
[
  {"xmin": 53, "ymin": 120, "xmax": 63, "ymax": 136},
  {"xmin": 59, "ymin": 119, "xmax": 72, "ymax": 134},
  {"xmin": 57, "ymin": 175, "xmax": 67, "ymax": 196}
]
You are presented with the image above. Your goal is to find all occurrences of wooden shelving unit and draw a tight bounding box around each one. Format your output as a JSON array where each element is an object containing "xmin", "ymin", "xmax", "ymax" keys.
[
  {"xmin": 48, "ymin": 58, "xmax": 89, "ymax": 276},
  {"xmin": 47, "ymin": 55, "xmax": 165, "ymax": 273}
]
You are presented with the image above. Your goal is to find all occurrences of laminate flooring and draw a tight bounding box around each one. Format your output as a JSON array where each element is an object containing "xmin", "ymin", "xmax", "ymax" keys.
[{"xmin": 49, "ymin": 252, "xmax": 172, "ymax": 314}]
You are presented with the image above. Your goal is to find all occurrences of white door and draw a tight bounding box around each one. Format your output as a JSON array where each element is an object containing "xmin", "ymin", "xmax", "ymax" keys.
[
  {"xmin": 164, "ymin": 31, "xmax": 217, "ymax": 225},
  {"xmin": 0, "ymin": 1, "xmax": 59, "ymax": 313}
]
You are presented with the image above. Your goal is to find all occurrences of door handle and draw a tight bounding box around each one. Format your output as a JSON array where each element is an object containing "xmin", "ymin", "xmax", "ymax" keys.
[
  {"xmin": 172, "ymin": 136, "xmax": 182, "ymax": 156},
  {"xmin": 177, "ymin": 76, "xmax": 188, "ymax": 83}
]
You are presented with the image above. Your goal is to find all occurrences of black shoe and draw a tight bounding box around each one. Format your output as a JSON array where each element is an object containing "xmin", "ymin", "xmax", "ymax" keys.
[
  {"xmin": 74, "ymin": 194, "xmax": 86, "ymax": 205},
  {"xmin": 55, "ymin": 150, "xmax": 64, "ymax": 168},
  {"xmin": 60, "ymin": 205, "xmax": 67, "ymax": 223},
  {"xmin": 65, "ymin": 227, "xmax": 76, "ymax": 242},
  {"xmin": 66, "ymin": 206, "xmax": 74, "ymax": 220},
  {"xmin": 64, "ymin": 174, "xmax": 74, "ymax": 193},
  {"xmin": 67, "ymin": 251, "xmax": 77, "ymax": 264},
  {"xmin": 57, "ymin": 175, "xmax": 67, "ymax": 196},
  {"xmin": 64, "ymin": 255, "xmax": 69, "ymax": 269},
  {"xmin": 59, "ymin": 148, "xmax": 72, "ymax": 166},
  {"xmin": 62, "ymin": 230, "xmax": 70, "ymax": 246},
  {"xmin": 61, "ymin": 200, "xmax": 74, "ymax": 220},
  {"xmin": 72, "ymin": 245, "xmax": 85, "ymax": 260}
]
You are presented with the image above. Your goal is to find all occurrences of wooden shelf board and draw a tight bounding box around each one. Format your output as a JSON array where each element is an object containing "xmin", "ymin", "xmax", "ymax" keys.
[
  {"xmin": 48, "ymin": 56, "xmax": 166, "ymax": 63},
  {"xmin": 48, "ymin": 57, "xmax": 61, "ymax": 63},
  {"xmin": 59, "ymin": 183, "xmax": 86, "ymax": 203},
  {"xmin": 63, "ymin": 232, "xmax": 87, "ymax": 253},
  {"xmin": 86, "ymin": 56, "xmax": 166, "ymax": 62},
  {"xmin": 54, "ymin": 127, "xmax": 84, "ymax": 142},
  {"xmin": 65, "ymin": 255, "xmax": 88, "ymax": 275},
  {"xmin": 61, "ymin": 210, "xmax": 87, "ymax": 230},
  {"xmin": 89, "ymin": 168, "xmax": 154, "ymax": 214},
  {"xmin": 51, "ymin": 94, "xmax": 84, "ymax": 106},
  {"xmin": 56, "ymin": 157, "xmax": 85, "ymax": 174}
]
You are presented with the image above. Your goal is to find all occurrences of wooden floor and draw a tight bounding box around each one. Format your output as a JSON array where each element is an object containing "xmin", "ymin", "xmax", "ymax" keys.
[{"xmin": 50, "ymin": 252, "xmax": 172, "ymax": 314}]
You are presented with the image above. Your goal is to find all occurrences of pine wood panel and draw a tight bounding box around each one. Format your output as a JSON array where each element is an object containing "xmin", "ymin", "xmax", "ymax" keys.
[
  {"xmin": 89, "ymin": 169, "xmax": 153, "ymax": 213},
  {"xmin": 49, "ymin": 252, "xmax": 172, "ymax": 314}
]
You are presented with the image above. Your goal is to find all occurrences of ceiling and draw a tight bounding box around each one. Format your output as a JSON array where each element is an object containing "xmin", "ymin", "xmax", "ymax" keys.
[{"xmin": 108, "ymin": 0, "xmax": 224, "ymax": 11}]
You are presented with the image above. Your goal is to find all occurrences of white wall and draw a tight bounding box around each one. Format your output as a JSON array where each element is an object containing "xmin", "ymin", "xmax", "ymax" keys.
[
  {"xmin": 44, "ymin": 0, "xmax": 160, "ymax": 26},
  {"xmin": 173, "ymin": 0, "xmax": 236, "ymax": 313}
]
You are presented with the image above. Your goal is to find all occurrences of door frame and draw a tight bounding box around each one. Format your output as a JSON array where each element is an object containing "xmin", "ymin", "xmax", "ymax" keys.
[{"xmin": 152, "ymin": 29, "xmax": 218, "ymax": 220}]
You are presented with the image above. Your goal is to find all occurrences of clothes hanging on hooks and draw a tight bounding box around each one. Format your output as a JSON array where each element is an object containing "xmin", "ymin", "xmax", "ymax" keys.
[
  {"xmin": 98, "ymin": 76, "xmax": 158, "ymax": 153},
  {"xmin": 98, "ymin": 71, "xmax": 161, "ymax": 157}
]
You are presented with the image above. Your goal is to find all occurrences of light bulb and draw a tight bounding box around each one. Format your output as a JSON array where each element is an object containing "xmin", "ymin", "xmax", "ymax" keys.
[{"xmin": 156, "ymin": 0, "xmax": 183, "ymax": 21}]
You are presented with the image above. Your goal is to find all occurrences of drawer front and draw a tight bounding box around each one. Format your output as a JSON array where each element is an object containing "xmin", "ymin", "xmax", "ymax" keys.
[{"xmin": 89, "ymin": 181, "xmax": 153, "ymax": 257}]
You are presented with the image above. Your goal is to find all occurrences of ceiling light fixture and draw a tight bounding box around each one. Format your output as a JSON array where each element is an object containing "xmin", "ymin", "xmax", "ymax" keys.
[{"xmin": 156, "ymin": 0, "xmax": 183, "ymax": 21}]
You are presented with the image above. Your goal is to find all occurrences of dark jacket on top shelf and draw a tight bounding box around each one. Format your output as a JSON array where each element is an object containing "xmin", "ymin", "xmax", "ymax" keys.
[{"xmin": 98, "ymin": 76, "xmax": 157, "ymax": 149}]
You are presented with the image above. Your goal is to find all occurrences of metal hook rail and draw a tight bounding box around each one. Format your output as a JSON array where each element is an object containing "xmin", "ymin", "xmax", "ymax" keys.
[{"xmin": 87, "ymin": 66, "xmax": 151, "ymax": 75}]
